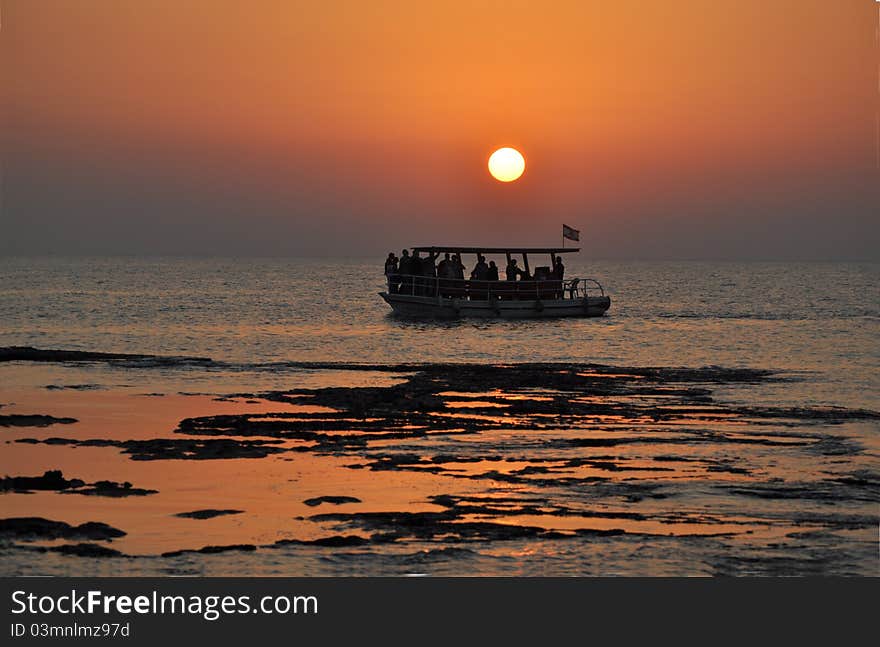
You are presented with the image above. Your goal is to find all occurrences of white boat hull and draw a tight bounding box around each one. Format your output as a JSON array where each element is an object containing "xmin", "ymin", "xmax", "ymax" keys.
[{"xmin": 380, "ymin": 292, "xmax": 611, "ymax": 319}]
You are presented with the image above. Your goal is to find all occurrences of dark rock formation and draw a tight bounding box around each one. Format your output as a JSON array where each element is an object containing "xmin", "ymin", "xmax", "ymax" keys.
[
  {"xmin": 15, "ymin": 437, "xmax": 289, "ymax": 461},
  {"xmin": 161, "ymin": 544, "xmax": 256, "ymax": 557},
  {"xmin": 0, "ymin": 346, "xmax": 211, "ymax": 365},
  {"xmin": 303, "ymin": 496, "xmax": 362, "ymax": 507},
  {"xmin": 2, "ymin": 471, "xmax": 157, "ymax": 497},
  {"xmin": 174, "ymin": 509, "xmax": 244, "ymax": 519},
  {"xmin": 275, "ymin": 535, "xmax": 369, "ymax": 547},
  {"xmin": 0, "ymin": 517, "xmax": 126, "ymax": 541},
  {"xmin": 50, "ymin": 543, "xmax": 125, "ymax": 557},
  {"xmin": 2, "ymin": 470, "xmax": 84, "ymax": 492},
  {"xmin": 0, "ymin": 414, "xmax": 77, "ymax": 428}
]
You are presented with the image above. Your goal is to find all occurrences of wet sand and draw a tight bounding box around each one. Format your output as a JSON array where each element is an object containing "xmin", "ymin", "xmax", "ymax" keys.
[{"xmin": 1, "ymin": 348, "xmax": 877, "ymax": 575}]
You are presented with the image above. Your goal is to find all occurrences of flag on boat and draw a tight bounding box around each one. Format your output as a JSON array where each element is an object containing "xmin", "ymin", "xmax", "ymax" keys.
[{"xmin": 562, "ymin": 224, "xmax": 580, "ymax": 242}]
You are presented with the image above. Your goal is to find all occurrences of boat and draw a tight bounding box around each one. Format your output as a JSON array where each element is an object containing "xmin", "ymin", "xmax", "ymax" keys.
[{"xmin": 379, "ymin": 246, "xmax": 611, "ymax": 319}]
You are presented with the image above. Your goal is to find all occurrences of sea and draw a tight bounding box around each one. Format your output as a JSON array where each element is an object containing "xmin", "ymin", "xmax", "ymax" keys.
[
  {"xmin": 1, "ymin": 257, "xmax": 877, "ymax": 406},
  {"xmin": 0, "ymin": 257, "xmax": 877, "ymax": 576}
]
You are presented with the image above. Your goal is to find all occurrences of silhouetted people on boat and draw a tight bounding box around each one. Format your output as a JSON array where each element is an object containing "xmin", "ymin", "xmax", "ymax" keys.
[
  {"xmin": 437, "ymin": 253, "xmax": 453, "ymax": 278},
  {"xmin": 384, "ymin": 252, "xmax": 399, "ymax": 293},
  {"xmin": 505, "ymin": 258, "xmax": 521, "ymax": 281},
  {"xmin": 385, "ymin": 252, "xmax": 398, "ymax": 275},
  {"xmin": 453, "ymin": 254, "xmax": 465, "ymax": 280},
  {"xmin": 466, "ymin": 254, "xmax": 490, "ymax": 299},
  {"xmin": 420, "ymin": 251, "xmax": 438, "ymax": 295},
  {"xmin": 411, "ymin": 251, "xmax": 425, "ymax": 295},
  {"xmin": 503, "ymin": 258, "xmax": 523, "ymax": 300},
  {"xmin": 398, "ymin": 249, "xmax": 412, "ymax": 273},
  {"xmin": 552, "ymin": 257, "xmax": 565, "ymax": 299},
  {"xmin": 437, "ymin": 252, "xmax": 456, "ymax": 298},
  {"xmin": 471, "ymin": 254, "xmax": 489, "ymax": 281},
  {"xmin": 422, "ymin": 251, "xmax": 437, "ymax": 277},
  {"xmin": 397, "ymin": 249, "xmax": 413, "ymax": 294},
  {"xmin": 384, "ymin": 250, "xmax": 580, "ymax": 304},
  {"xmin": 554, "ymin": 257, "xmax": 565, "ymax": 281}
]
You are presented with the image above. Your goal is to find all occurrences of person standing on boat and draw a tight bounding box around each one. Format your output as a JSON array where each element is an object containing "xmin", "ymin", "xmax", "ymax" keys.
[
  {"xmin": 398, "ymin": 249, "xmax": 413, "ymax": 295},
  {"xmin": 384, "ymin": 252, "xmax": 398, "ymax": 293},
  {"xmin": 437, "ymin": 253, "xmax": 453, "ymax": 277},
  {"xmin": 504, "ymin": 258, "xmax": 522, "ymax": 300},
  {"xmin": 421, "ymin": 251, "xmax": 438, "ymax": 296},
  {"xmin": 506, "ymin": 258, "xmax": 521, "ymax": 281},
  {"xmin": 487, "ymin": 260, "xmax": 499, "ymax": 281},
  {"xmin": 422, "ymin": 251, "xmax": 436, "ymax": 276},
  {"xmin": 453, "ymin": 254, "xmax": 466, "ymax": 280},
  {"xmin": 469, "ymin": 254, "xmax": 490, "ymax": 301},
  {"xmin": 554, "ymin": 256, "xmax": 565, "ymax": 281},
  {"xmin": 471, "ymin": 254, "xmax": 489, "ymax": 280},
  {"xmin": 384, "ymin": 252, "xmax": 398, "ymax": 275},
  {"xmin": 411, "ymin": 250, "xmax": 425, "ymax": 295},
  {"xmin": 553, "ymin": 256, "xmax": 565, "ymax": 299},
  {"xmin": 399, "ymin": 249, "xmax": 412, "ymax": 272},
  {"xmin": 437, "ymin": 253, "xmax": 454, "ymax": 298}
]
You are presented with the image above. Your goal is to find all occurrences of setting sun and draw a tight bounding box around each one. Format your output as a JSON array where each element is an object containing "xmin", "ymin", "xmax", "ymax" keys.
[{"xmin": 488, "ymin": 147, "xmax": 525, "ymax": 182}]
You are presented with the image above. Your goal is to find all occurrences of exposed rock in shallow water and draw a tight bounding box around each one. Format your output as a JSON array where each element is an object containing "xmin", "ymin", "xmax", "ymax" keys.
[
  {"xmin": 307, "ymin": 510, "xmax": 567, "ymax": 543},
  {"xmin": 44, "ymin": 384, "xmax": 104, "ymax": 391},
  {"xmin": 161, "ymin": 544, "xmax": 256, "ymax": 557},
  {"xmin": 15, "ymin": 437, "xmax": 289, "ymax": 460},
  {"xmin": 0, "ymin": 414, "xmax": 77, "ymax": 428},
  {"xmin": 64, "ymin": 480, "xmax": 158, "ymax": 497},
  {"xmin": 275, "ymin": 535, "xmax": 369, "ymax": 547},
  {"xmin": 2, "ymin": 470, "xmax": 84, "ymax": 492},
  {"xmin": 168, "ymin": 363, "xmax": 877, "ymax": 461},
  {"xmin": 174, "ymin": 509, "xmax": 244, "ymax": 519},
  {"xmin": 2, "ymin": 470, "xmax": 156, "ymax": 496},
  {"xmin": 303, "ymin": 496, "xmax": 362, "ymax": 507},
  {"xmin": 0, "ymin": 517, "xmax": 125, "ymax": 541},
  {"xmin": 49, "ymin": 543, "xmax": 125, "ymax": 557},
  {"xmin": 0, "ymin": 346, "xmax": 211, "ymax": 365},
  {"xmin": 6, "ymin": 354, "xmax": 877, "ymax": 573}
]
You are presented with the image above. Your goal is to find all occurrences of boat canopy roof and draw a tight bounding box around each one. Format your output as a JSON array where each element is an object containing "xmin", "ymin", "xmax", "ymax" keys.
[{"xmin": 411, "ymin": 246, "xmax": 579, "ymax": 254}]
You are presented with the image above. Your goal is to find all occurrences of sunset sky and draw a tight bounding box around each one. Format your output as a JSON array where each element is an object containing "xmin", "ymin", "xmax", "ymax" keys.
[{"xmin": 2, "ymin": 0, "xmax": 878, "ymax": 259}]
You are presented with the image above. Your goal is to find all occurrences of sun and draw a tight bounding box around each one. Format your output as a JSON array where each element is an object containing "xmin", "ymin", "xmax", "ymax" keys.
[{"xmin": 488, "ymin": 147, "xmax": 525, "ymax": 182}]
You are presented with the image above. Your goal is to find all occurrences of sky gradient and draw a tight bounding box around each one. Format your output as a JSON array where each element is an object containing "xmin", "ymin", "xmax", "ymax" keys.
[{"xmin": 2, "ymin": 0, "xmax": 878, "ymax": 259}]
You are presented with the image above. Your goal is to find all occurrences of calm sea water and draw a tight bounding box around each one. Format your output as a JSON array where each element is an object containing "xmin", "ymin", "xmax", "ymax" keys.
[{"xmin": 0, "ymin": 257, "xmax": 877, "ymax": 407}]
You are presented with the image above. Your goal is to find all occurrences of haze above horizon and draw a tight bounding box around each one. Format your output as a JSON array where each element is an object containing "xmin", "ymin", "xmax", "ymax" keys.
[{"xmin": 1, "ymin": 1, "xmax": 878, "ymax": 260}]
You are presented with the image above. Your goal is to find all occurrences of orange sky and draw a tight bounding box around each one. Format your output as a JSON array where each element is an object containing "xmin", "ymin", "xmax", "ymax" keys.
[{"xmin": 2, "ymin": 0, "xmax": 878, "ymax": 258}]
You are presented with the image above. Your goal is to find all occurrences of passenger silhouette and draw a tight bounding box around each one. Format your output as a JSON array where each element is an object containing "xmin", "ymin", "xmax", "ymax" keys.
[
  {"xmin": 422, "ymin": 251, "xmax": 437, "ymax": 277},
  {"xmin": 398, "ymin": 249, "xmax": 413, "ymax": 294},
  {"xmin": 471, "ymin": 254, "xmax": 489, "ymax": 281},
  {"xmin": 437, "ymin": 252, "xmax": 453, "ymax": 278},
  {"xmin": 411, "ymin": 251, "xmax": 424, "ymax": 295},
  {"xmin": 385, "ymin": 252, "xmax": 398, "ymax": 293},
  {"xmin": 554, "ymin": 256, "xmax": 565, "ymax": 281},
  {"xmin": 421, "ymin": 251, "xmax": 438, "ymax": 295},
  {"xmin": 505, "ymin": 258, "xmax": 521, "ymax": 281},
  {"xmin": 384, "ymin": 252, "xmax": 398, "ymax": 275},
  {"xmin": 453, "ymin": 254, "xmax": 465, "ymax": 280},
  {"xmin": 437, "ymin": 252, "xmax": 455, "ymax": 298}
]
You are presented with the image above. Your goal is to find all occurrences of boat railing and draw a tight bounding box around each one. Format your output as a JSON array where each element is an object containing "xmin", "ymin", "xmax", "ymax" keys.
[{"xmin": 385, "ymin": 274, "xmax": 605, "ymax": 301}]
